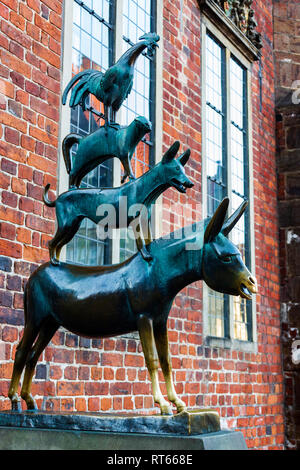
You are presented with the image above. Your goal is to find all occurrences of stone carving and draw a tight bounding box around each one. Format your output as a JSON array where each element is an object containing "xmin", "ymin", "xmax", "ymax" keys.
[{"xmin": 212, "ymin": 0, "xmax": 262, "ymax": 49}]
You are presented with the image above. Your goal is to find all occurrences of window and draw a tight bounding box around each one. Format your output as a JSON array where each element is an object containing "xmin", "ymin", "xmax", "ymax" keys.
[
  {"xmin": 119, "ymin": 0, "xmax": 156, "ymax": 262},
  {"xmin": 202, "ymin": 21, "xmax": 255, "ymax": 345},
  {"xmin": 61, "ymin": 0, "xmax": 157, "ymax": 266},
  {"xmin": 66, "ymin": 0, "xmax": 115, "ymax": 266}
]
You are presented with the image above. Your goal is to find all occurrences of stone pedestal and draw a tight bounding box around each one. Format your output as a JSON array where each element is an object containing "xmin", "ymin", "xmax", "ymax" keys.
[{"xmin": 0, "ymin": 409, "xmax": 247, "ymax": 450}]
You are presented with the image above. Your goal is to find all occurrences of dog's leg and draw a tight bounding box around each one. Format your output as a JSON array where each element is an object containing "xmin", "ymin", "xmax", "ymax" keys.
[
  {"xmin": 49, "ymin": 217, "xmax": 83, "ymax": 265},
  {"xmin": 135, "ymin": 212, "xmax": 152, "ymax": 262}
]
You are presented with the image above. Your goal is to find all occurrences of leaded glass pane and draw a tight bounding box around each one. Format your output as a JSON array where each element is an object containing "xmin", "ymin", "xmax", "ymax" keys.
[
  {"xmin": 230, "ymin": 57, "xmax": 251, "ymax": 342},
  {"xmin": 66, "ymin": 0, "xmax": 114, "ymax": 266},
  {"xmin": 119, "ymin": 0, "xmax": 155, "ymax": 262},
  {"xmin": 205, "ymin": 34, "xmax": 227, "ymax": 338}
]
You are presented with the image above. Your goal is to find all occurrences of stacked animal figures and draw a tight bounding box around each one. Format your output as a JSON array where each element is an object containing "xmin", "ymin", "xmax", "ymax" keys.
[{"xmin": 8, "ymin": 33, "xmax": 257, "ymax": 415}]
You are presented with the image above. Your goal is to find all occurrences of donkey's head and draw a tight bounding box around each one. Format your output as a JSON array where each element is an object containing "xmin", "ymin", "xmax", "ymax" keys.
[
  {"xmin": 161, "ymin": 141, "xmax": 194, "ymax": 193},
  {"xmin": 202, "ymin": 198, "xmax": 257, "ymax": 300}
]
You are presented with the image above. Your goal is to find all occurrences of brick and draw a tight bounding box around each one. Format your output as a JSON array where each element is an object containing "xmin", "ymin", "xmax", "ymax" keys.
[
  {"xmin": 0, "ymin": 239, "xmax": 22, "ymax": 258},
  {"xmin": 34, "ymin": 13, "xmax": 61, "ymax": 40},
  {"xmin": 25, "ymin": 214, "xmax": 54, "ymax": 234},
  {"xmin": 110, "ymin": 382, "xmax": 131, "ymax": 396},
  {"xmin": 85, "ymin": 382, "xmax": 109, "ymax": 396},
  {"xmin": 6, "ymin": 275, "xmax": 22, "ymax": 291},
  {"xmin": 0, "ymin": 111, "xmax": 27, "ymax": 133},
  {"xmin": 0, "ymin": 50, "xmax": 31, "ymax": 79},
  {"xmin": 0, "ymin": 222, "xmax": 16, "ymax": 240},
  {"xmin": 0, "ymin": 79, "xmax": 14, "ymax": 99},
  {"xmin": 2, "ymin": 191, "xmax": 18, "ymax": 208},
  {"xmin": 32, "ymin": 42, "xmax": 60, "ymax": 68},
  {"xmin": 4, "ymin": 127, "xmax": 19, "ymax": 146},
  {"xmin": 32, "ymin": 68, "xmax": 60, "ymax": 94},
  {"xmin": 0, "ymin": 206, "xmax": 23, "ymax": 225},
  {"xmin": 57, "ymin": 382, "xmax": 84, "ymax": 397}
]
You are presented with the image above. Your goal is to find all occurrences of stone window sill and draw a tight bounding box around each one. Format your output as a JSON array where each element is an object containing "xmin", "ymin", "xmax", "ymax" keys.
[{"xmin": 205, "ymin": 335, "xmax": 258, "ymax": 353}]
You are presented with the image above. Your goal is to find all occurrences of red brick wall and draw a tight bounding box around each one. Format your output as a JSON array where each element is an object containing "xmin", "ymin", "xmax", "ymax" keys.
[
  {"xmin": 0, "ymin": 0, "xmax": 61, "ymax": 402},
  {"xmin": 161, "ymin": 0, "xmax": 284, "ymax": 450},
  {"xmin": 0, "ymin": 0, "xmax": 284, "ymax": 449}
]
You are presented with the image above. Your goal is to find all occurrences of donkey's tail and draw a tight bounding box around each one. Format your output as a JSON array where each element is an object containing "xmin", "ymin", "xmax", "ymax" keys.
[
  {"xmin": 62, "ymin": 133, "xmax": 83, "ymax": 174},
  {"xmin": 43, "ymin": 184, "xmax": 56, "ymax": 208}
]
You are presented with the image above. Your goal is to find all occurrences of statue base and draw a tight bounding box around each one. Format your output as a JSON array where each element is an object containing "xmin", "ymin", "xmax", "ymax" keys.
[{"xmin": 0, "ymin": 409, "xmax": 247, "ymax": 450}]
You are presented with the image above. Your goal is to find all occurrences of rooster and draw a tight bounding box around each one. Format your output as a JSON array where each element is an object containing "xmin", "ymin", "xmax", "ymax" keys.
[{"xmin": 62, "ymin": 33, "xmax": 160, "ymax": 126}]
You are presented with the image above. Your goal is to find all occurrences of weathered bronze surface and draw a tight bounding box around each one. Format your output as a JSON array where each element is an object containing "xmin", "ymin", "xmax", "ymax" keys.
[
  {"xmin": 0, "ymin": 409, "xmax": 220, "ymax": 436},
  {"xmin": 62, "ymin": 33, "xmax": 160, "ymax": 125},
  {"xmin": 62, "ymin": 116, "xmax": 152, "ymax": 187},
  {"xmin": 43, "ymin": 141, "xmax": 193, "ymax": 264},
  {"xmin": 8, "ymin": 198, "xmax": 257, "ymax": 414}
]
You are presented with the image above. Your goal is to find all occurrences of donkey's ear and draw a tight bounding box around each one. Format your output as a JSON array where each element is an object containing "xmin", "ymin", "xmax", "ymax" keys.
[
  {"xmin": 222, "ymin": 200, "xmax": 248, "ymax": 237},
  {"xmin": 162, "ymin": 141, "xmax": 180, "ymax": 164},
  {"xmin": 178, "ymin": 149, "xmax": 190, "ymax": 167},
  {"xmin": 204, "ymin": 198, "xmax": 229, "ymax": 244}
]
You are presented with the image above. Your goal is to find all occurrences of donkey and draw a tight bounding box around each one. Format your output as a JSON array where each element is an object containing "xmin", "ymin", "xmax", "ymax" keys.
[
  {"xmin": 62, "ymin": 115, "xmax": 152, "ymax": 188},
  {"xmin": 8, "ymin": 198, "xmax": 257, "ymax": 414},
  {"xmin": 44, "ymin": 141, "xmax": 194, "ymax": 264}
]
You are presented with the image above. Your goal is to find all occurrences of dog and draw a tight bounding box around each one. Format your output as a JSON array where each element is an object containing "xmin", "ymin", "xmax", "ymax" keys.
[
  {"xmin": 44, "ymin": 141, "xmax": 194, "ymax": 265},
  {"xmin": 62, "ymin": 116, "xmax": 152, "ymax": 188}
]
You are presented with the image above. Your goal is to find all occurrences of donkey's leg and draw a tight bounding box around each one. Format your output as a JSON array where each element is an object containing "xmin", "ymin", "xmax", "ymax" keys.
[
  {"xmin": 153, "ymin": 322, "xmax": 186, "ymax": 413},
  {"xmin": 21, "ymin": 319, "xmax": 58, "ymax": 410},
  {"xmin": 138, "ymin": 314, "xmax": 172, "ymax": 415},
  {"xmin": 8, "ymin": 325, "xmax": 39, "ymax": 411}
]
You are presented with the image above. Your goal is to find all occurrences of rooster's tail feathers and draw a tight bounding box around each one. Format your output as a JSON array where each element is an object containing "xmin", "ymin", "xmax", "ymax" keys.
[{"xmin": 62, "ymin": 69, "xmax": 102, "ymax": 106}]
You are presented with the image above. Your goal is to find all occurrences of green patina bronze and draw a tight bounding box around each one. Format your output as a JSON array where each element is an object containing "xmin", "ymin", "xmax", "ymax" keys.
[
  {"xmin": 44, "ymin": 141, "xmax": 193, "ymax": 264},
  {"xmin": 8, "ymin": 198, "xmax": 257, "ymax": 415},
  {"xmin": 62, "ymin": 32, "xmax": 160, "ymax": 125},
  {"xmin": 8, "ymin": 26, "xmax": 258, "ymax": 420},
  {"xmin": 62, "ymin": 116, "xmax": 152, "ymax": 187}
]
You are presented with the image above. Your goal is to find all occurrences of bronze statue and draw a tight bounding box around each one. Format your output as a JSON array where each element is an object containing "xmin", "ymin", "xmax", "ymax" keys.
[
  {"xmin": 63, "ymin": 116, "xmax": 152, "ymax": 188},
  {"xmin": 62, "ymin": 33, "xmax": 160, "ymax": 126},
  {"xmin": 8, "ymin": 198, "xmax": 257, "ymax": 415},
  {"xmin": 44, "ymin": 142, "xmax": 193, "ymax": 264}
]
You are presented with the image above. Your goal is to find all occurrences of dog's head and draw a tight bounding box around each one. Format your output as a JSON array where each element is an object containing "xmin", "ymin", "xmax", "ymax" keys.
[{"xmin": 161, "ymin": 141, "xmax": 194, "ymax": 193}]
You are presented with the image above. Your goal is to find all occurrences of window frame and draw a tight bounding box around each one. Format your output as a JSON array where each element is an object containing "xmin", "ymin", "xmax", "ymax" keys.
[
  {"xmin": 201, "ymin": 16, "xmax": 257, "ymax": 353},
  {"xmin": 59, "ymin": 0, "xmax": 163, "ymax": 264}
]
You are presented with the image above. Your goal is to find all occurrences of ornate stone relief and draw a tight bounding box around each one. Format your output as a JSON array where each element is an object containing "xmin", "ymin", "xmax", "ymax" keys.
[{"xmin": 213, "ymin": 0, "xmax": 262, "ymax": 49}]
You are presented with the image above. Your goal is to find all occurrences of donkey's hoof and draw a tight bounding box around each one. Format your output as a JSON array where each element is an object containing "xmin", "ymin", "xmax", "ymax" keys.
[
  {"xmin": 160, "ymin": 405, "xmax": 173, "ymax": 416},
  {"xmin": 26, "ymin": 398, "xmax": 38, "ymax": 411},
  {"xmin": 22, "ymin": 393, "xmax": 38, "ymax": 411},
  {"xmin": 50, "ymin": 257, "xmax": 60, "ymax": 266},
  {"xmin": 176, "ymin": 405, "xmax": 186, "ymax": 414},
  {"xmin": 175, "ymin": 400, "xmax": 186, "ymax": 413},
  {"xmin": 11, "ymin": 400, "xmax": 22, "ymax": 412}
]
